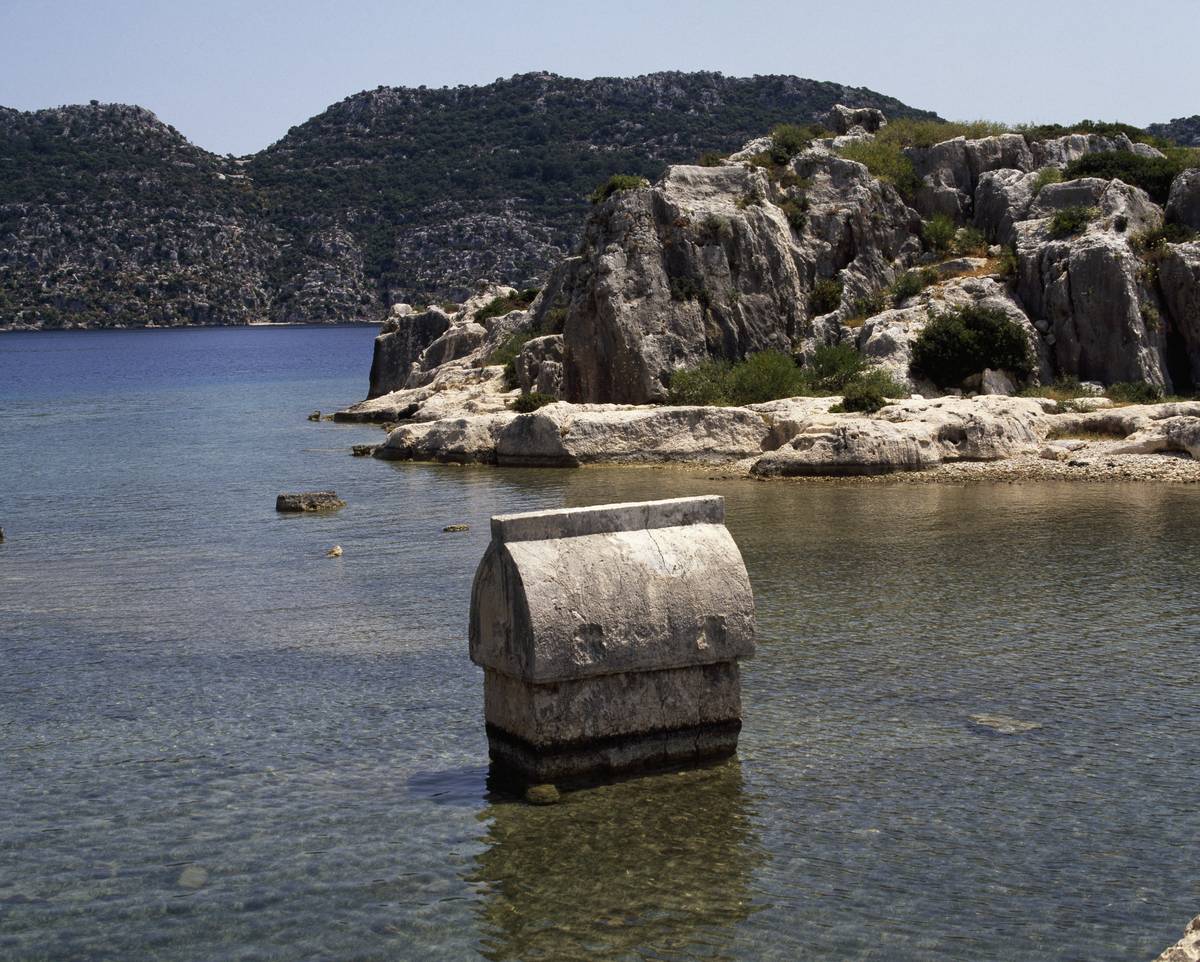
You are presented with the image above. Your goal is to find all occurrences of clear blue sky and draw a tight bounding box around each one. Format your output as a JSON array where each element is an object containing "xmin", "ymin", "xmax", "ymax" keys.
[{"xmin": 2, "ymin": 0, "xmax": 1196, "ymax": 156}]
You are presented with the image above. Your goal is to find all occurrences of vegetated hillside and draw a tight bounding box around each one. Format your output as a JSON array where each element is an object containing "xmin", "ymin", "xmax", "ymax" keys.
[
  {"xmin": 1148, "ymin": 115, "xmax": 1200, "ymax": 147},
  {"xmin": 0, "ymin": 72, "xmax": 938, "ymax": 329}
]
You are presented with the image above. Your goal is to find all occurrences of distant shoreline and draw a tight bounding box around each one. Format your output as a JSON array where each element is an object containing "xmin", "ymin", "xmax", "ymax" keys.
[{"xmin": 0, "ymin": 321, "xmax": 382, "ymax": 334}]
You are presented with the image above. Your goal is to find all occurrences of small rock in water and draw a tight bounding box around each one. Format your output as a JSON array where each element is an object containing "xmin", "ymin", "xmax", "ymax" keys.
[
  {"xmin": 326, "ymin": 545, "xmax": 343, "ymax": 558},
  {"xmin": 969, "ymin": 713, "xmax": 1043, "ymax": 735},
  {"xmin": 275, "ymin": 491, "xmax": 346, "ymax": 513},
  {"xmin": 177, "ymin": 865, "xmax": 208, "ymax": 889},
  {"xmin": 0, "ymin": 526, "xmax": 5, "ymax": 543},
  {"xmin": 524, "ymin": 784, "xmax": 560, "ymax": 805},
  {"xmin": 443, "ymin": 523, "xmax": 470, "ymax": 532},
  {"xmin": 351, "ymin": 444, "xmax": 377, "ymax": 457},
  {"xmin": 307, "ymin": 410, "xmax": 321, "ymax": 421}
]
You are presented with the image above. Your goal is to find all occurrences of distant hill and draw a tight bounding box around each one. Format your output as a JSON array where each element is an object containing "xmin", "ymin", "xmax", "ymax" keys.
[
  {"xmin": 0, "ymin": 72, "xmax": 937, "ymax": 329},
  {"xmin": 1147, "ymin": 115, "xmax": 1200, "ymax": 147}
]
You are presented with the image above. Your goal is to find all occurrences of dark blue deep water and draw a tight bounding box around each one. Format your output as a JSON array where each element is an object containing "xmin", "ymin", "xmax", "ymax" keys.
[{"xmin": 1, "ymin": 327, "xmax": 1198, "ymax": 961}]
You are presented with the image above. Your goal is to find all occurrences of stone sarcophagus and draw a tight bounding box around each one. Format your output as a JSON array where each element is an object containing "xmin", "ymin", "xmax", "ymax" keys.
[{"xmin": 468, "ymin": 496, "xmax": 755, "ymax": 785}]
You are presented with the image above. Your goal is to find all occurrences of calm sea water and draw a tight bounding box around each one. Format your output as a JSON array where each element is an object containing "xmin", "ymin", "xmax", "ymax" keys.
[{"xmin": 2, "ymin": 327, "xmax": 1199, "ymax": 962}]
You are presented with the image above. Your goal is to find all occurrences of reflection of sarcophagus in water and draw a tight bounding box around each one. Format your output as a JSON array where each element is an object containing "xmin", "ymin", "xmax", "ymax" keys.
[{"xmin": 468, "ymin": 496, "xmax": 756, "ymax": 784}]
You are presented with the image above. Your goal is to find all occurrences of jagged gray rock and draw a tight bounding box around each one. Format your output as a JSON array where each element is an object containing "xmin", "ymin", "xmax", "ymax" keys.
[
  {"xmin": 1167, "ymin": 169, "xmax": 1200, "ymax": 230},
  {"xmin": 368, "ymin": 305, "xmax": 452, "ymax": 398},
  {"xmin": 1159, "ymin": 242, "xmax": 1200, "ymax": 385},
  {"xmin": 825, "ymin": 104, "xmax": 887, "ymax": 134},
  {"xmin": 1015, "ymin": 180, "xmax": 1171, "ymax": 389}
]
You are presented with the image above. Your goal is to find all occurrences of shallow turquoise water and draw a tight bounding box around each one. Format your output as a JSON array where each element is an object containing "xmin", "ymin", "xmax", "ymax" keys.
[{"xmin": 1, "ymin": 327, "xmax": 1198, "ymax": 961}]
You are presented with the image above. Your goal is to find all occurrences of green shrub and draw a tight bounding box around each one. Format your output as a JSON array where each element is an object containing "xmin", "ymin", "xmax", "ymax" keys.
[
  {"xmin": 1017, "ymin": 119, "xmax": 1169, "ymax": 147},
  {"xmin": 889, "ymin": 267, "xmax": 938, "ymax": 303},
  {"xmin": 511, "ymin": 391, "xmax": 556, "ymax": 413},
  {"xmin": 474, "ymin": 287, "xmax": 539, "ymax": 322},
  {"xmin": 910, "ymin": 304, "xmax": 1033, "ymax": 388},
  {"xmin": 847, "ymin": 289, "xmax": 887, "ymax": 323},
  {"xmin": 486, "ymin": 333, "xmax": 531, "ymax": 388},
  {"xmin": 838, "ymin": 140, "xmax": 921, "ymax": 200},
  {"xmin": 996, "ymin": 245, "xmax": 1019, "ymax": 278},
  {"xmin": 698, "ymin": 152, "xmax": 726, "ymax": 167},
  {"xmin": 667, "ymin": 359, "xmax": 732, "ymax": 405},
  {"xmin": 1132, "ymin": 222, "xmax": 1198, "ymax": 255},
  {"xmin": 589, "ymin": 174, "xmax": 649, "ymax": 204},
  {"xmin": 769, "ymin": 124, "xmax": 813, "ymax": 164},
  {"xmin": 698, "ymin": 214, "xmax": 733, "ymax": 245},
  {"xmin": 877, "ymin": 118, "xmax": 1012, "ymax": 149},
  {"xmin": 1032, "ymin": 167, "xmax": 1063, "ymax": 195},
  {"xmin": 1019, "ymin": 376, "xmax": 1093, "ymax": 403},
  {"xmin": 836, "ymin": 369, "xmax": 908, "ymax": 413},
  {"xmin": 1107, "ymin": 380, "xmax": 1164, "ymax": 404},
  {"xmin": 954, "ymin": 226, "xmax": 988, "ymax": 256},
  {"xmin": 726, "ymin": 350, "xmax": 806, "ymax": 404},
  {"xmin": 736, "ymin": 189, "xmax": 764, "ymax": 209},
  {"xmin": 923, "ymin": 214, "xmax": 957, "ymax": 254},
  {"xmin": 802, "ymin": 342, "xmax": 869, "ymax": 392},
  {"xmin": 668, "ymin": 350, "xmax": 807, "ymax": 405},
  {"xmin": 1063, "ymin": 150, "xmax": 1199, "ymax": 204},
  {"xmin": 779, "ymin": 196, "xmax": 808, "ymax": 232},
  {"xmin": 1048, "ymin": 206, "xmax": 1099, "ymax": 237},
  {"xmin": 810, "ymin": 277, "xmax": 844, "ymax": 315}
]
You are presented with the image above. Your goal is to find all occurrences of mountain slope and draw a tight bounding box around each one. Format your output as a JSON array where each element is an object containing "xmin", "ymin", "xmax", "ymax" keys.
[
  {"xmin": 1148, "ymin": 115, "xmax": 1200, "ymax": 147},
  {"xmin": 0, "ymin": 72, "xmax": 937, "ymax": 329}
]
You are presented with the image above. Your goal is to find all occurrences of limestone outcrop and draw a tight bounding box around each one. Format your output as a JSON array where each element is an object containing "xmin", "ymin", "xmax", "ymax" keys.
[
  {"xmin": 1014, "ymin": 180, "xmax": 1172, "ymax": 389},
  {"xmin": 750, "ymin": 395, "xmax": 1049, "ymax": 476},
  {"xmin": 1153, "ymin": 915, "xmax": 1200, "ymax": 962},
  {"xmin": 468, "ymin": 496, "xmax": 755, "ymax": 784}
]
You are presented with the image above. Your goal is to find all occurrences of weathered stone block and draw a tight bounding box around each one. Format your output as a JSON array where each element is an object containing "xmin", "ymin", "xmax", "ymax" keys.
[{"xmin": 468, "ymin": 496, "xmax": 755, "ymax": 785}]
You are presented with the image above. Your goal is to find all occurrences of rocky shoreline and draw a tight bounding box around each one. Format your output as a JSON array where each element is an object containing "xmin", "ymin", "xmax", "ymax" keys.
[
  {"xmin": 336, "ymin": 368, "xmax": 1200, "ymax": 483},
  {"xmin": 336, "ymin": 105, "xmax": 1200, "ymax": 484}
]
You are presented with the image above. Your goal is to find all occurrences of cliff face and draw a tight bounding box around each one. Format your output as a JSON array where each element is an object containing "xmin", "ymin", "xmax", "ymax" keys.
[{"xmin": 0, "ymin": 73, "xmax": 937, "ymax": 329}]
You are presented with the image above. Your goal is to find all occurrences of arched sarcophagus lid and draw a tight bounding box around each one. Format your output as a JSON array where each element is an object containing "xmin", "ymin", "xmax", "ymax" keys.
[{"xmin": 468, "ymin": 496, "xmax": 756, "ymax": 785}]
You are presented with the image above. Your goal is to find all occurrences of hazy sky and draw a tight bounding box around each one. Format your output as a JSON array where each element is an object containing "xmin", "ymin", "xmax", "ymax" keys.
[{"xmin": 2, "ymin": 0, "xmax": 1196, "ymax": 155}]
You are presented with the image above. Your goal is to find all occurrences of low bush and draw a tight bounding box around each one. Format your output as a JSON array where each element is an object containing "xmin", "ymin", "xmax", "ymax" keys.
[
  {"xmin": 589, "ymin": 174, "xmax": 649, "ymax": 204},
  {"xmin": 726, "ymin": 350, "xmax": 807, "ymax": 404},
  {"xmin": 698, "ymin": 152, "xmax": 726, "ymax": 167},
  {"xmin": 1048, "ymin": 206, "xmax": 1099, "ymax": 237},
  {"xmin": 474, "ymin": 288, "xmax": 539, "ymax": 322},
  {"xmin": 736, "ymin": 189, "xmax": 764, "ymax": 209},
  {"xmin": 1062, "ymin": 150, "xmax": 1199, "ymax": 204},
  {"xmin": 954, "ymin": 226, "xmax": 988, "ymax": 256},
  {"xmin": 810, "ymin": 277, "xmax": 844, "ymax": 316},
  {"xmin": 996, "ymin": 245, "xmax": 1019, "ymax": 278},
  {"xmin": 511, "ymin": 392, "xmax": 556, "ymax": 413},
  {"xmin": 923, "ymin": 215, "xmax": 957, "ymax": 254},
  {"xmin": 1017, "ymin": 119, "xmax": 1158, "ymax": 144},
  {"xmin": 769, "ymin": 124, "xmax": 814, "ymax": 164},
  {"xmin": 835, "ymin": 369, "xmax": 908, "ymax": 413},
  {"xmin": 910, "ymin": 304, "xmax": 1034, "ymax": 388},
  {"xmin": 1019, "ymin": 376, "xmax": 1094, "ymax": 402},
  {"xmin": 847, "ymin": 289, "xmax": 887, "ymax": 323},
  {"xmin": 667, "ymin": 359, "xmax": 732, "ymax": 405},
  {"xmin": 889, "ymin": 267, "xmax": 938, "ymax": 303},
  {"xmin": 779, "ymin": 195, "xmax": 808, "ymax": 232},
  {"xmin": 802, "ymin": 342, "xmax": 868, "ymax": 392},
  {"xmin": 1032, "ymin": 167, "xmax": 1063, "ymax": 195},
  {"xmin": 668, "ymin": 350, "xmax": 805, "ymax": 406},
  {"xmin": 486, "ymin": 333, "xmax": 531, "ymax": 388},
  {"xmin": 838, "ymin": 140, "xmax": 921, "ymax": 200},
  {"xmin": 1132, "ymin": 222, "xmax": 1198, "ymax": 255},
  {"xmin": 1107, "ymin": 380, "xmax": 1164, "ymax": 404},
  {"xmin": 876, "ymin": 118, "xmax": 1012, "ymax": 149}
]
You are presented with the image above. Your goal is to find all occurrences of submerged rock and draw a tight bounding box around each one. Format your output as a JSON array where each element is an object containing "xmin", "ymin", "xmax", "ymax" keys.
[
  {"xmin": 275, "ymin": 491, "xmax": 346, "ymax": 512},
  {"xmin": 968, "ymin": 714, "xmax": 1043, "ymax": 735},
  {"xmin": 523, "ymin": 784, "xmax": 561, "ymax": 805},
  {"xmin": 442, "ymin": 523, "xmax": 470, "ymax": 533}
]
